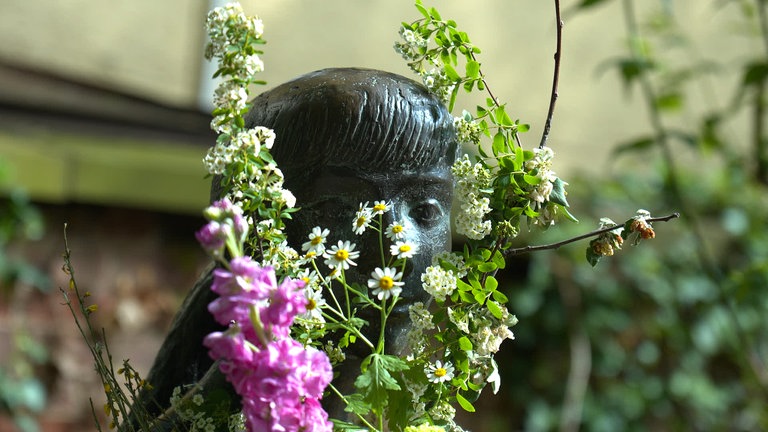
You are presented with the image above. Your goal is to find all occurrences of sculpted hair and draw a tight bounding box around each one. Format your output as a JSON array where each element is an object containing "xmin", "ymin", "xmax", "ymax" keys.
[
  {"xmin": 210, "ymin": 67, "xmax": 458, "ymax": 200},
  {"xmin": 258, "ymin": 67, "xmax": 455, "ymax": 174}
]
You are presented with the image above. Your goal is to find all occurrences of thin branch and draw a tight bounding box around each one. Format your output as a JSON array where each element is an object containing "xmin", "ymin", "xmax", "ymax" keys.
[
  {"xmin": 503, "ymin": 212, "xmax": 680, "ymax": 257},
  {"xmin": 539, "ymin": 0, "xmax": 564, "ymax": 148}
]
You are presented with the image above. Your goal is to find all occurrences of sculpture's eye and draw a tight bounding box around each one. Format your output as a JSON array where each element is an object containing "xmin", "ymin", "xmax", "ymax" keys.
[{"xmin": 409, "ymin": 200, "xmax": 444, "ymax": 228}]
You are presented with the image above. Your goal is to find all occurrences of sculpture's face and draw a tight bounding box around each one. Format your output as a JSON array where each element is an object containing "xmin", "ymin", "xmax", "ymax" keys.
[{"xmin": 285, "ymin": 164, "xmax": 453, "ymax": 355}]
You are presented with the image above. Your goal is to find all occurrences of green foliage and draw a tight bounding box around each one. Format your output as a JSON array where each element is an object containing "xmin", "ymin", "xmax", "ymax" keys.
[
  {"xmin": 0, "ymin": 158, "xmax": 49, "ymax": 432},
  {"xmin": 354, "ymin": 354, "xmax": 409, "ymax": 414},
  {"xmin": 494, "ymin": 1, "xmax": 768, "ymax": 430}
]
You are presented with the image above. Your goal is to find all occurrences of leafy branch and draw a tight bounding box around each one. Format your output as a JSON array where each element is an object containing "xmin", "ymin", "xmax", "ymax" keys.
[{"xmin": 503, "ymin": 211, "xmax": 679, "ymax": 257}]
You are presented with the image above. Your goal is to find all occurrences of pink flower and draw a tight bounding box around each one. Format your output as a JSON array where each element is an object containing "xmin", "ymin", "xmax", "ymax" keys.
[
  {"xmin": 203, "ymin": 330, "xmax": 253, "ymax": 364},
  {"xmin": 211, "ymin": 257, "xmax": 273, "ymax": 297},
  {"xmin": 261, "ymin": 277, "xmax": 306, "ymax": 338},
  {"xmin": 203, "ymin": 262, "xmax": 333, "ymax": 432},
  {"xmin": 197, "ymin": 198, "xmax": 249, "ymax": 255},
  {"xmin": 195, "ymin": 220, "xmax": 228, "ymax": 255}
]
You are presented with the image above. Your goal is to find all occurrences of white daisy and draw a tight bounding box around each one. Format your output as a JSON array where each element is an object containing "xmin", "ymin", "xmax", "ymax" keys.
[
  {"xmin": 323, "ymin": 240, "xmax": 360, "ymax": 270},
  {"xmin": 390, "ymin": 240, "xmax": 419, "ymax": 259},
  {"xmin": 352, "ymin": 205, "xmax": 373, "ymax": 235},
  {"xmin": 385, "ymin": 220, "xmax": 406, "ymax": 241},
  {"xmin": 300, "ymin": 287, "xmax": 326, "ymax": 323},
  {"xmin": 371, "ymin": 200, "xmax": 391, "ymax": 216},
  {"xmin": 426, "ymin": 360, "xmax": 454, "ymax": 384},
  {"xmin": 367, "ymin": 267, "xmax": 405, "ymax": 300},
  {"xmin": 302, "ymin": 227, "xmax": 330, "ymax": 254}
]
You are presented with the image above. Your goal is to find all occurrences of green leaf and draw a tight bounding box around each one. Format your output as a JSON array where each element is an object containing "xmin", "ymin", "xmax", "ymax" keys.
[
  {"xmin": 466, "ymin": 60, "xmax": 481, "ymax": 79},
  {"xmin": 560, "ymin": 204, "xmax": 579, "ymax": 223},
  {"xmin": 414, "ymin": 1, "xmax": 430, "ymax": 20},
  {"xmin": 492, "ymin": 290, "xmax": 508, "ymax": 303},
  {"xmin": 443, "ymin": 64, "xmax": 460, "ymax": 81},
  {"xmin": 354, "ymin": 354, "xmax": 409, "ymax": 411},
  {"xmin": 456, "ymin": 392, "xmax": 476, "ymax": 412},
  {"xmin": 457, "ymin": 279, "xmax": 473, "ymax": 292},
  {"xmin": 458, "ymin": 290, "xmax": 474, "ymax": 302},
  {"xmin": 428, "ymin": 6, "xmax": 442, "ymax": 21},
  {"xmin": 586, "ymin": 245, "xmax": 601, "ymax": 267},
  {"xmin": 742, "ymin": 61, "xmax": 768, "ymax": 87},
  {"xmin": 494, "ymin": 106, "xmax": 514, "ymax": 127},
  {"xmin": 577, "ymin": 0, "xmax": 613, "ymax": 9},
  {"xmin": 458, "ymin": 336, "xmax": 473, "ymax": 351},
  {"xmin": 523, "ymin": 174, "xmax": 542, "ymax": 185},
  {"xmin": 492, "ymin": 132, "xmax": 506, "ymax": 156},
  {"xmin": 486, "ymin": 300, "xmax": 504, "ymax": 319},
  {"xmin": 477, "ymin": 262, "xmax": 497, "ymax": 273},
  {"xmin": 448, "ymin": 84, "xmax": 460, "ymax": 112},
  {"xmin": 516, "ymin": 122, "xmax": 530, "ymax": 133},
  {"xmin": 473, "ymin": 290, "xmax": 486, "ymax": 304},
  {"xmin": 549, "ymin": 178, "xmax": 570, "ymax": 207},
  {"xmin": 498, "ymin": 155, "xmax": 516, "ymax": 171},
  {"xmin": 491, "ymin": 250, "xmax": 506, "ymax": 270},
  {"xmin": 655, "ymin": 92, "xmax": 683, "ymax": 111},
  {"xmin": 342, "ymin": 394, "xmax": 370, "ymax": 416},
  {"xmin": 333, "ymin": 418, "xmax": 370, "ymax": 431},
  {"xmin": 485, "ymin": 275, "xmax": 499, "ymax": 292}
]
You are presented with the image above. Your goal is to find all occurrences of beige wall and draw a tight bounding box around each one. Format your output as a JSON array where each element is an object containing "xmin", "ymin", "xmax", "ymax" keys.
[
  {"xmin": 0, "ymin": 1, "xmax": 756, "ymax": 174},
  {"xmin": 0, "ymin": 0, "xmax": 208, "ymax": 106}
]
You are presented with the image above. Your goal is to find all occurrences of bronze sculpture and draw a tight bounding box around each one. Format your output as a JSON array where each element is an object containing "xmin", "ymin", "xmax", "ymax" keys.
[{"xmin": 134, "ymin": 68, "xmax": 458, "ymax": 428}]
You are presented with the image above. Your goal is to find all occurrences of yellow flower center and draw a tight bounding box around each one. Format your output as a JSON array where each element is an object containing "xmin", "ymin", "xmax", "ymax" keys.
[
  {"xmin": 307, "ymin": 298, "xmax": 317, "ymax": 310},
  {"xmin": 305, "ymin": 251, "xmax": 316, "ymax": 259},
  {"xmin": 399, "ymin": 244, "xmax": 411, "ymax": 253},
  {"xmin": 435, "ymin": 367, "xmax": 447, "ymax": 377},
  {"xmin": 335, "ymin": 249, "xmax": 349, "ymax": 260},
  {"xmin": 301, "ymin": 277, "xmax": 311, "ymax": 284},
  {"xmin": 356, "ymin": 216, "xmax": 367, "ymax": 227},
  {"xmin": 311, "ymin": 236, "xmax": 323, "ymax": 245},
  {"xmin": 379, "ymin": 276, "xmax": 394, "ymax": 290},
  {"xmin": 391, "ymin": 225, "xmax": 403, "ymax": 233},
  {"xmin": 374, "ymin": 203, "xmax": 387, "ymax": 212}
]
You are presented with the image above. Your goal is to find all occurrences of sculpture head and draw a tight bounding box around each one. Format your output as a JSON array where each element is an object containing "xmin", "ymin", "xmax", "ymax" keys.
[
  {"xmin": 125, "ymin": 68, "xmax": 458, "ymax": 427},
  {"xmin": 213, "ymin": 68, "xmax": 458, "ymax": 356}
]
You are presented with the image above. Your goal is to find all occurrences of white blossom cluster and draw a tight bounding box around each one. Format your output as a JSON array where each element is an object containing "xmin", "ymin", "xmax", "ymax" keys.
[
  {"xmin": 451, "ymin": 154, "xmax": 493, "ymax": 240},
  {"xmin": 394, "ymin": 26, "xmax": 428, "ymax": 61},
  {"xmin": 201, "ymin": 3, "xmax": 299, "ymax": 277},
  {"xmin": 205, "ymin": 3, "xmax": 264, "ymax": 77},
  {"xmin": 471, "ymin": 303, "xmax": 516, "ymax": 357},
  {"xmin": 205, "ymin": 3, "xmax": 266, "ymax": 133},
  {"xmin": 168, "ymin": 386, "xmax": 218, "ymax": 432},
  {"xmin": 394, "ymin": 25, "xmax": 456, "ymax": 104},
  {"xmin": 420, "ymin": 68, "xmax": 456, "ymax": 104},
  {"xmin": 420, "ymin": 265, "xmax": 457, "ymax": 302},
  {"xmin": 453, "ymin": 116, "xmax": 482, "ymax": 145},
  {"xmin": 525, "ymin": 146, "xmax": 558, "ymax": 208},
  {"xmin": 405, "ymin": 302, "xmax": 435, "ymax": 357},
  {"xmin": 203, "ymin": 126, "xmax": 276, "ymax": 175},
  {"xmin": 420, "ymin": 251, "xmax": 467, "ymax": 302}
]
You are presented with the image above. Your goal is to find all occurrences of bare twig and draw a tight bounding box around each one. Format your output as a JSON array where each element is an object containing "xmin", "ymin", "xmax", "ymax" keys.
[
  {"xmin": 503, "ymin": 212, "xmax": 680, "ymax": 257},
  {"xmin": 539, "ymin": 0, "xmax": 564, "ymax": 148}
]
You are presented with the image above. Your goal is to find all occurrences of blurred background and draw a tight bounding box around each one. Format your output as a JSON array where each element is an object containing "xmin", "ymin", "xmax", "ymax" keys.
[{"xmin": 1, "ymin": 0, "xmax": 766, "ymax": 430}]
